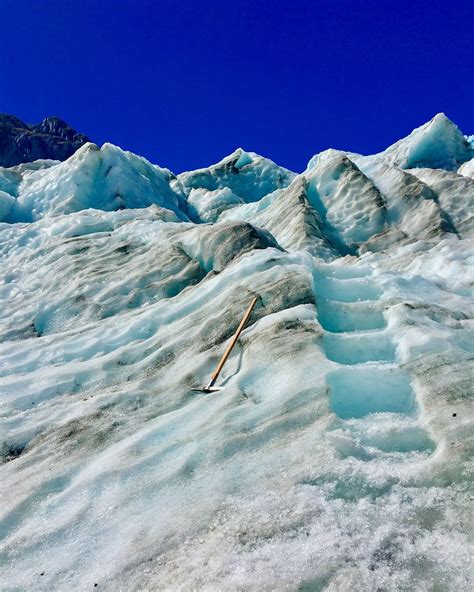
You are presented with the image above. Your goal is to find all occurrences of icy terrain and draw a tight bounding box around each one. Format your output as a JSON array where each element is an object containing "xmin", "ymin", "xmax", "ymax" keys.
[{"xmin": 0, "ymin": 114, "xmax": 473, "ymax": 591}]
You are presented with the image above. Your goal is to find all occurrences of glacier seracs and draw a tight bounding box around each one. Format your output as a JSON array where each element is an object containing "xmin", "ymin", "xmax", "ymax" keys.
[{"xmin": 0, "ymin": 114, "xmax": 473, "ymax": 591}]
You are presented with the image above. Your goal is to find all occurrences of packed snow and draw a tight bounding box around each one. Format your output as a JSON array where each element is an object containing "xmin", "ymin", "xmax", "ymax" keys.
[{"xmin": 0, "ymin": 114, "xmax": 473, "ymax": 591}]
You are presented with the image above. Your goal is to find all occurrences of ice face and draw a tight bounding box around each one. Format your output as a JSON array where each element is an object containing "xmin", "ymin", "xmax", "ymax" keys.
[
  {"xmin": 458, "ymin": 158, "xmax": 474, "ymax": 179},
  {"xmin": 353, "ymin": 113, "xmax": 474, "ymax": 171},
  {"xmin": 373, "ymin": 113, "xmax": 473, "ymax": 170},
  {"xmin": 220, "ymin": 177, "xmax": 338, "ymax": 259},
  {"xmin": 178, "ymin": 147, "xmax": 296, "ymax": 203},
  {"xmin": 187, "ymin": 186, "xmax": 244, "ymax": 223},
  {"xmin": 0, "ymin": 189, "xmax": 15, "ymax": 221},
  {"xmin": 2, "ymin": 143, "xmax": 188, "ymax": 223},
  {"xmin": 407, "ymin": 168, "xmax": 474, "ymax": 237},
  {"xmin": 304, "ymin": 153, "xmax": 387, "ymax": 254},
  {"xmin": 0, "ymin": 116, "xmax": 473, "ymax": 591}
]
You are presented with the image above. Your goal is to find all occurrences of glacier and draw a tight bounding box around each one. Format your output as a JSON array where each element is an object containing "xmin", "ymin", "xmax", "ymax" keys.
[{"xmin": 0, "ymin": 113, "xmax": 473, "ymax": 591}]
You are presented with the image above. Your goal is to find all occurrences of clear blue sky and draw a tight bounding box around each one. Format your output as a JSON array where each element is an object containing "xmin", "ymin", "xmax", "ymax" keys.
[{"xmin": 1, "ymin": 0, "xmax": 472, "ymax": 172}]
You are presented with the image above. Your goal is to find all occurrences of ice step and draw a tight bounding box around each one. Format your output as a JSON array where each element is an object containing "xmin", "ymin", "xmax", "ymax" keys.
[
  {"xmin": 316, "ymin": 298, "xmax": 386, "ymax": 333},
  {"xmin": 327, "ymin": 367, "xmax": 416, "ymax": 419},
  {"xmin": 323, "ymin": 330, "xmax": 396, "ymax": 364},
  {"xmin": 314, "ymin": 272, "xmax": 382, "ymax": 302},
  {"xmin": 328, "ymin": 425, "xmax": 434, "ymax": 460},
  {"xmin": 345, "ymin": 413, "xmax": 435, "ymax": 453},
  {"xmin": 316, "ymin": 265, "xmax": 373, "ymax": 280}
]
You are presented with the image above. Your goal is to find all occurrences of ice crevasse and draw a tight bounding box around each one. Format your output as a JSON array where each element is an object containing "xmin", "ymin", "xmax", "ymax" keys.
[{"xmin": 0, "ymin": 113, "xmax": 473, "ymax": 591}]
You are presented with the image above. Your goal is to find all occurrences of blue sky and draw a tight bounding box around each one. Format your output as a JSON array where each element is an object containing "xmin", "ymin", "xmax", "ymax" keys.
[{"xmin": 0, "ymin": 0, "xmax": 472, "ymax": 172}]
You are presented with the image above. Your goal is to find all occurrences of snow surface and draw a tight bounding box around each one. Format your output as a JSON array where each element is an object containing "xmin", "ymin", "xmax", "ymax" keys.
[
  {"xmin": 0, "ymin": 114, "xmax": 473, "ymax": 591},
  {"xmin": 458, "ymin": 159, "xmax": 474, "ymax": 180},
  {"xmin": 341, "ymin": 113, "xmax": 473, "ymax": 171}
]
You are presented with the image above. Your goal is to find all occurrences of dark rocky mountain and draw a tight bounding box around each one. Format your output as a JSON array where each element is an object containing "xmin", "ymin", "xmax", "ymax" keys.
[{"xmin": 0, "ymin": 114, "xmax": 89, "ymax": 167}]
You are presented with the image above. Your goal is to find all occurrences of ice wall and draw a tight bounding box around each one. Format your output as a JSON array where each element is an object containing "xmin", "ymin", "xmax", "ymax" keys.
[{"xmin": 0, "ymin": 114, "xmax": 473, "ymax": 591}]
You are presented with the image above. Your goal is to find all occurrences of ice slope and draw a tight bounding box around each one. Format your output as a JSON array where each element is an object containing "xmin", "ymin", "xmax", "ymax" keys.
[
  {"xmin": 458, "ymin": 159, "xmax": 474, "ymax": 179},
  {"xmin": 407, "ymin": 168, "xmax": 474, "ymax": 237},
  {"xmin": 0, "ymin": 114, "xmax": 473, "ymax": 592},
  {"xmin": 0, "ymin": 143, "xmax": 187, "ymax": 223},
  {"xmin": 220, "ymin": 177, "xmax": 338, "ymax": 259},
  {"xmin": 187, "ymin": 187, "xmax": 244, "ymax": 223},
  {"xmin": 345, "ymin": 113, "xmax": 473, "ymax": 171},
  {"xmin": 178, "ymin": 148, "xmax": 296, "ymax": 209},
  {"xmin": 221, "ymin": 148, "xmax": 451, "ymax": 257}
]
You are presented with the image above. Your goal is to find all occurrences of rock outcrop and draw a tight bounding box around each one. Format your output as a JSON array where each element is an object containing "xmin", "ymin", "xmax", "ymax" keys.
[{"xmin": 0, "ymin": 113, "xmax": 89, "ymax": 167}]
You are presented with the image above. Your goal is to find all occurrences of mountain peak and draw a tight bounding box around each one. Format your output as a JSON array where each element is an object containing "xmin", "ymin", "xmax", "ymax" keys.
[
  {"xmin": 0, "ymin": 113, "xmax": 90, "ymax": 167},
  {"xmin": 0, "ymin": 113, "xmax": 28, "ymax": 128},
  {"xmin": 31, "ymin": 116, "xmax": 89, "ymax": 144}
]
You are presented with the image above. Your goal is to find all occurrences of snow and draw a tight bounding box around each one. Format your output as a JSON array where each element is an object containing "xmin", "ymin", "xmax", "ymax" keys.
[
  {"xmin": 187, "ymin": 186, "xmax": 244, "ymax": 223},
  {"xmin": 458, "ymin": 158, "xmax": 474, "ymax": 179},
  {"xmin": 355, "ymin": 113, "xmax": 473, "ymax": 171},
  {"xmin": 304, "ymin": 153, "xmax": 386, "ymax": 253},
  {"xmin": 178, "ymin": 148, "xmax": 296, "ymax": 203},
  {"xmin": 0, "ymin": 114, "xmax": 473, "ymax": 591},
  {"xmin": 407, "ymin": 168, "xmax": 474, "ymax": 236},
  {"xmin": 0, "ymin": 190, "xmax": 15, "ymax": 221},
  {"xmin": 2, "ymin": 143, "xmax": 187, "ymax": 223}
]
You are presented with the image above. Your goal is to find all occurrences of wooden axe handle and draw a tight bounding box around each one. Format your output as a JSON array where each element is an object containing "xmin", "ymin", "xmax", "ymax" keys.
[{"xmin": 210, "ymin": 296, "xmax": 259, "ymax": 382}]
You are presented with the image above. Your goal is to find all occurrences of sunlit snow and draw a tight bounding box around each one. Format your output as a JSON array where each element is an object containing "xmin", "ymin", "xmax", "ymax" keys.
[{"xmin": 0, "ymin": 114, "xmax": 473, "ymax": 591}]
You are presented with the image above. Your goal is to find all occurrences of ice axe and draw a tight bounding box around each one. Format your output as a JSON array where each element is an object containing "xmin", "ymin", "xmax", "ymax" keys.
[{"xmin": 194, "ymin": 295, "xmax": 259, "ymax": 393}]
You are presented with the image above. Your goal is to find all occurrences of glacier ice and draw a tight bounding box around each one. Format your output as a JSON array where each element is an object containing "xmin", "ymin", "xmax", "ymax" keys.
[
  {"xmin": 178, "ymin": 148, "xmax": 296, "ymax": 204},
  {"xmin": 2, "ymin": 143, "xmax": 188, "ymax": 223},
  {"xmin": 187, "ymin": 186, "xmax": 244, "ymax": 223},
  {"xmin": 343, "ymin": 113, "xmax": 473, "ymax": 171},
  {"xmin": 0, "ymin": 113, "xmax": 473, "ymax": 591},
  {"xmin": 458, "ymin": 158, "xmax": 474, "ymax": 179}
]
